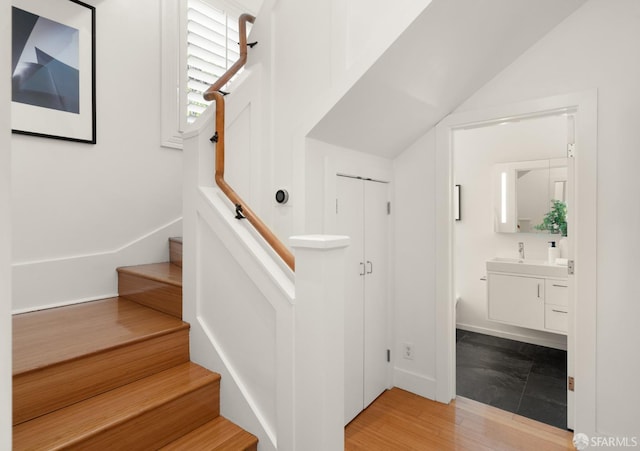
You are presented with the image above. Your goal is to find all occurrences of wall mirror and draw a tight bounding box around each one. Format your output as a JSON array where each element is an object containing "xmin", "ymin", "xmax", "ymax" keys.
[{"xmin": 493, "ymin": 158, "xmax": 567, "ymax": 234}]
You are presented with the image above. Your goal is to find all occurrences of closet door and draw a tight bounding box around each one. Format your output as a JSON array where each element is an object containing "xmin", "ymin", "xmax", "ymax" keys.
[
  {"xmin": 335, "ymin": 175, "xmax": 389, "ymax": 424},
  {"xmin": 363, "ymin": 180, "xmax": 388, "ymax": 408},
  {"xmin": 335, "ymin": 176, "xmax": 365, "ymax": 425}
]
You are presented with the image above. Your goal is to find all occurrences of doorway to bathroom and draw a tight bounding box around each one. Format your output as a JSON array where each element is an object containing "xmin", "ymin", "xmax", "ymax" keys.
[
  {"xmin": 453, "ymin": 113, "xmax": 571, "ymax": 429},
  {"xmin": 433, "ymin": 91, "xmax": 598, "ymax": 435}
]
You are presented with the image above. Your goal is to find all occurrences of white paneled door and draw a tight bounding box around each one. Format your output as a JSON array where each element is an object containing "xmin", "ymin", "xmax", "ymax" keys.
[{"xmin": 335, "ymin": 175, "xmax": 389, "ymax": 425}]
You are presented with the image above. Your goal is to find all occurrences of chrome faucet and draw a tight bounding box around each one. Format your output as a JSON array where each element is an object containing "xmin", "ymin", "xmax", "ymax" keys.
[{"xmin": 518, "ymin": 242, "xmax": 525, "ymax": 260}]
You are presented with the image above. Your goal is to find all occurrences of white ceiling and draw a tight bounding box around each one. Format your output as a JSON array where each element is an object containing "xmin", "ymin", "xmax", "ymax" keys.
[{"xmin": 308, "ymin": 0, "xmax": 586, "ymax": 158}]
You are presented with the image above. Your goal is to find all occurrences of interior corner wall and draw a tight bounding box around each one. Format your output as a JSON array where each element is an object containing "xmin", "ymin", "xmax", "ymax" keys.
[
  {"xmin": 392, "ymin": 130, "xmax": 437, "ymax": 398},
  {"xmin": 268, "ymin": 0, "xmax": 432, "ymax": 240},
  {"xmin": 11, "ymin": 0, "xmax": 183, "ymax": 311},
  {"xmin": 393, "ymin": 0, "xmax": 639, "ymax": 437},
  {"xmin": 1, "ymin": 1, "xmax": 13, "ymax": 446}
]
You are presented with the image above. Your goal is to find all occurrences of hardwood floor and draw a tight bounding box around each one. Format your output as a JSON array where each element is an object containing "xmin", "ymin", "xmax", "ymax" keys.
[{"xmin": 345, "ymin": 388, "xmax": 574, "ymax": 450}]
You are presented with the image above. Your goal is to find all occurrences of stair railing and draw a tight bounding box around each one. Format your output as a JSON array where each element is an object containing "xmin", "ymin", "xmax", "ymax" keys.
[{"xmin": 203, "ymin": 14, "xmax": 295, "ymax": 271}]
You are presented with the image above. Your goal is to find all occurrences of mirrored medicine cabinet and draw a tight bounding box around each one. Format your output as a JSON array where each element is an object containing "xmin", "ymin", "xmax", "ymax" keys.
[{"xmin": 493, "ymin": 158, "xmax": 567, "ymax": 234}]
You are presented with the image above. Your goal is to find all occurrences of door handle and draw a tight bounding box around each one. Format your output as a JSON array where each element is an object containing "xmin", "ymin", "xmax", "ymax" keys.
[
  {"xmin": 366, "ymin": 261, "xmax": 373, "ymax": 274},
  {"xmin": 360, "ymin": 262, "xmax": 365, "ymax": 276}
]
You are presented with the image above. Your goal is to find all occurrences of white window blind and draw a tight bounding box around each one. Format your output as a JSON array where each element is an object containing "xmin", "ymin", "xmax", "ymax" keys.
[{"xmin": 186, "ymin": 0, "xmax": 242, "ymax": 124}]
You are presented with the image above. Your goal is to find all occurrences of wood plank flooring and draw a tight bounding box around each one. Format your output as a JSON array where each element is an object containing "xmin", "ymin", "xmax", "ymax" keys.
[{"xmin": 345, "ymin": 388, "xmax": 573, "ymax": 450}]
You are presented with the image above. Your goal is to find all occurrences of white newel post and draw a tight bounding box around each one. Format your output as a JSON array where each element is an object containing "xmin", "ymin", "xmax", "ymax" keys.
[{"xmin": 290, "ymin": 235, "xmax": 350, "ymax": 451}]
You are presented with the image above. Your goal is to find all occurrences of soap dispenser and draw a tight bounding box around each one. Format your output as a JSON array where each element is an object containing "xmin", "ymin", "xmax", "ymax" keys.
[{"xmin": 548, "ymin": 241, "xmax": 560, "ymax": 264}]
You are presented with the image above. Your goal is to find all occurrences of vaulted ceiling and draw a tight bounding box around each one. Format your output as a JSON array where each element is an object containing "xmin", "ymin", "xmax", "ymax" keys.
[{"xmin": 308, "ymin": 0, "xmax": 586, "ymax": 158}]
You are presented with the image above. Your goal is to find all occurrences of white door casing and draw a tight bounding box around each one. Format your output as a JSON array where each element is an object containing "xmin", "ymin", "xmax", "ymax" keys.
[
  {"xmin": 336, "ymin": 176, "xmax": 366, "ymax": 425},
  {"xmin": 435, "ymin": 91, "xmax": 597, "ymax": 436}
]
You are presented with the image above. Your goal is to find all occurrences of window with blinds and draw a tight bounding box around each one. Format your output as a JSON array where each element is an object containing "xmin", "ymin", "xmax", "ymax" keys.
[{"xmin": 186, "ymin": 0, "xmax": 242, "ymax": 124}]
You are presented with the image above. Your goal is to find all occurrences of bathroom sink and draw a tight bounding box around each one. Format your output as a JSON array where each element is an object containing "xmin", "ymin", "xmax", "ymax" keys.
[{"xmin": 486, "ymin": 257, "xmax": 567, "ymax": 278}]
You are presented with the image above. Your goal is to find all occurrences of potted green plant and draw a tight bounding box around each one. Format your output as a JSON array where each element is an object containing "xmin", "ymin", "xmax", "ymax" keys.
[{"xmin": 535, "ymin": 200, "xmax": 567, "ymax": 236}]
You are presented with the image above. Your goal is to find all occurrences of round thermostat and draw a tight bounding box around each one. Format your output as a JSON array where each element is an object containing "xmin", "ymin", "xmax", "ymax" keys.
[{"xmin": 275, "ymin": 189, "xmax": 289, "ymax": 204}]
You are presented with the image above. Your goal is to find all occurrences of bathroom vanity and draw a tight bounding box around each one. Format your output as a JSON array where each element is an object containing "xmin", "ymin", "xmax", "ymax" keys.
[{"xmin": 486, "ymin": 258, "xmax": 568, "ymax": 334}]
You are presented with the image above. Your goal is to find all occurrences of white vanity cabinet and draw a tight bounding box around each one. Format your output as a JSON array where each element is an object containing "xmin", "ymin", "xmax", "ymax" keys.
[
  {"xmin": 487, "ymin": 274, "xmax": 545, "ymax": 330},
  {"xmin": 486, "ymin": 259, "xmax": 568, "ymax": 335}
]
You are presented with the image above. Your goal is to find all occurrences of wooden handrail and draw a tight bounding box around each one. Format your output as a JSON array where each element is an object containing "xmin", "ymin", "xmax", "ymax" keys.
[
  {"xmin": 205, "ymin": 14, "xmax": 296, "ymax": 271},
  {"xmin": 203, "ymin": 13, "xmax": 255, "ymax": 101}
]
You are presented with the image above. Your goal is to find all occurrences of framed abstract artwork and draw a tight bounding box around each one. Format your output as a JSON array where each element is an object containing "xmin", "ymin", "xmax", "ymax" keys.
[{"xmin": 11, "ymin": 0, "xmax": 96, "ymax": 143}]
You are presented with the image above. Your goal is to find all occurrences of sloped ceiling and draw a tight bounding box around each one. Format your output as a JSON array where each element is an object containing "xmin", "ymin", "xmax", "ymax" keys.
[{"xmin": 308, "ymin": 0, "xmax": 586, "ymax": 158}]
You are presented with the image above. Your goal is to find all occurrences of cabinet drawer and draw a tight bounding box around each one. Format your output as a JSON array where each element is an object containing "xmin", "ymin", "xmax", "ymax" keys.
[
  {"xmin": 545, "ymin": 304, "xmax": 568, "ymax": 333},
  {"xmin": 545, "ymin": 279, "xmax": 569, "ymax": 307}
]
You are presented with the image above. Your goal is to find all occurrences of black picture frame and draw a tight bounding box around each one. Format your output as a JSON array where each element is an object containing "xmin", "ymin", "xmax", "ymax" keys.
[{"xmin": 11, "ymin": 0, "xmax": 96, "ymax": 144}]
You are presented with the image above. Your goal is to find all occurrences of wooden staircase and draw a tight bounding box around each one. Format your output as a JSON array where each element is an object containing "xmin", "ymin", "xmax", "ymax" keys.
[{"xmin": 12, "ymin": 237, "xmax": 258, "ymax": 450}]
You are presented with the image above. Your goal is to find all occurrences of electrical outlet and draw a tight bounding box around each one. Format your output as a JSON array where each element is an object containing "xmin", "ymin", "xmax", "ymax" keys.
[{"xmin": 403, "ymin": 343, "xmax": 414, "ymax": 360}]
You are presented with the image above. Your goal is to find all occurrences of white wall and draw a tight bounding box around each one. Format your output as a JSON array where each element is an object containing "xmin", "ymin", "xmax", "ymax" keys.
[
  {"xmin": 458, "ymin": 0, "xmax": 640, "ymax": 437},
  {"xmin": 453, "ymin": 115, "xmax": 568, "ymax": 349},
  {"xmin": 394, "ymin": 0, "xmax": 640, "ymax": 438},
  {"xmin": 393, "ymin": 130, "xmax": 438, "ymax": 398},
  {"xmin": 1, "ymin": 1, "xmax": 13, "ymax": 446},
  {"xmin": 12, "ymin": 0, "xmax": 183, "ymax": 311},
  {"xmin": 243, "ymin": 0, "xmax": 431, "ymax": 239},
  {"xmin": 304, "ymin": 138, "xmax": 393, "ymax": 234}
]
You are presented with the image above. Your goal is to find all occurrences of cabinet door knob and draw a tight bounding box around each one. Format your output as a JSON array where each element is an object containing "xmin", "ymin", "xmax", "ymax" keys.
[
  {"xmin": 537, "ymin": 284, "xmax": 541, "ymax": 298},
  {"xmin": 359, "ymin": 262, "xmax": 365, "ymax": 276},
  {"xmin": 366, "ymin": 260, "xmax": 373, "ymax": 274}
]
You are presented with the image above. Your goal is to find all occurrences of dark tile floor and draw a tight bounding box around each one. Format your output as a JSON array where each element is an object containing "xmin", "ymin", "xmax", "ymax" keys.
[{"xmin": 456, "ymin": 329, "xmax": 568, "ymax": 429}]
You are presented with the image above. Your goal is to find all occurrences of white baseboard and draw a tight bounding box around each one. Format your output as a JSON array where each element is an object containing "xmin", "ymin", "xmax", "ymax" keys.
[
  {"xmin": 11, "ymin": 294, "xmax": 118, "ymax": 315},
  {"xmin": 456, "ymin": 322, "xmax": 567, "ymax": 350},
  {"xmin": 393, "ymin": 367, "xmax": 437, "ymax": 400},
  {"xmin": 12, "ymin": 218, "xmax": 182, "ymax": 313}
]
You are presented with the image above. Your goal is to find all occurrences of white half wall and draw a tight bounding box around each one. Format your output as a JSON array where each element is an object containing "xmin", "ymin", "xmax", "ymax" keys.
[
  {"xmin": 1, "ymin": 1, "xmax": 13, "ymax": 446},
  {"xmin": 11, "ymin": 0, "xmax": 183, "ymax": 310},
  {"xmin": 194, "ymin": 210, "xmax": 278, "ymax": 450}
]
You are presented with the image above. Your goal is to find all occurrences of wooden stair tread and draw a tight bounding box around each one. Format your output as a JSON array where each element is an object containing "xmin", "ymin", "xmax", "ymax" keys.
[
  {"xmin": 161, "ymin": 416, "xmax": 258, "ymax": 450},
  {"xmin": 118, "ymin": 262, "xmax": 183, "ymax": 318},
  {"xmin": 13, "ymin": 362, "xmax": 220, "ymax": 450},
  {"xmin": 13, "ymin": 297, "xmax": 188, "ymax": 375},
  {"xmin": 117, "ymin": 262, "xmax": 182, "ymax": 287}
]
